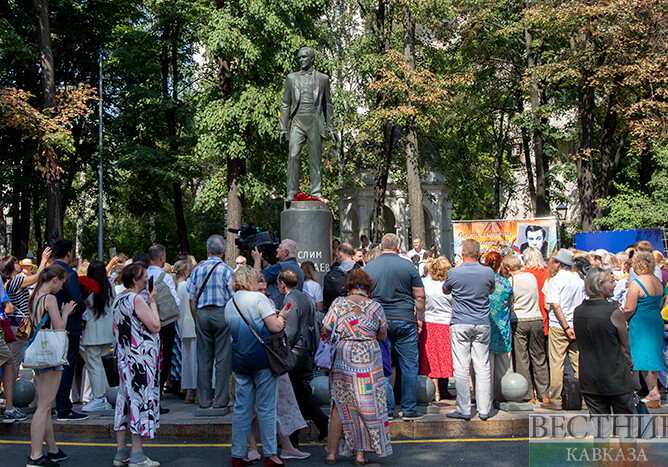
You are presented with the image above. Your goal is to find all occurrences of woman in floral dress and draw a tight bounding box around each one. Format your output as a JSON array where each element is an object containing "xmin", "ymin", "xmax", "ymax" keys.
[
  {"xmin": 323, "ymin": 269, "xmax": 392, "ymax": 466},
  {"xmin": 112, "ymin": 263, "xmax": 162, "ymax": 467},
  {"xmin": 484, "ymin": 252, "xmax": 513, "ymax": 403}
]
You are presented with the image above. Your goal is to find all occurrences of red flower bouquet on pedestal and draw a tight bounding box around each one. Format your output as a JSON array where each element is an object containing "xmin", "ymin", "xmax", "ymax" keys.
[{"xmin": 292, "ymin": 193, "xmax": 329, "ymax": 203}]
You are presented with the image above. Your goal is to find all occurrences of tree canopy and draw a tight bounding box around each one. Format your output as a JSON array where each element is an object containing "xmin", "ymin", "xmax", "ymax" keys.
[{"xmin": 1, "ymin": 0, "xmax": 667, "ymax": 262}]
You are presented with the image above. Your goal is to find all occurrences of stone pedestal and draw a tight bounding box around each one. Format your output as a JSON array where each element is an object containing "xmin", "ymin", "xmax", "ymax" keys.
[
  {"xmin": 499, "ymin": 372, "xmax": 534, "ymax": 412},
  {"xmin": 416, "ymin": 375, "xmax": 439, "ymax": 414},
  {"xmin": 499, "ymin": 401, "xmax": 534, "ymax": 412},
  {"xmin": 281, "ymin": 201, "xmax": 332, "ymax": 284}
]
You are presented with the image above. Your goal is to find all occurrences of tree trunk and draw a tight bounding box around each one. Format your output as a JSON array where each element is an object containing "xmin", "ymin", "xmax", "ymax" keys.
[
  {"xmin": 215, "ymin": 42, "xmax": 240, "ymax": 264},
  {"xmin": 576, "ymin": 81, "xmax": 595, "ymax": 231},
  {"xmin": 149, "ymin": 212, "xmax": 157, "ymax": 244},
  {"xmin": 491, "ymin": 110, "xmax": 508, "ymax": 218},
  {"xmin": 0, "ymin": 211, "xmax": 6, "ymax": 256},
  {"xmin": 595, "ymin": 87, "xmax": 624, "ymax": 219},
  {"xmin": 371, "ymin": 0, "xmax": 394, "ymax": 243},
  {"xmin": 525, "ymin": 27, "xmax": 549, "ymax": 217},
  {"xmin": 161, "ymin": 25, "xmax": 190, "ymax": 253},
  {"xmin": 519, "ymin": 102, "xmax": 537, "ymax": 215},
  {"xmin": 33, "ymin": 0, "xmax": 55, "ymax": 110},
  {"xmin": 33, "ymin": 190, "xmax": 43, "ymax": 254},
  {"xmin": 74, "ymin": 170, "xmax": 86, "ymax": 260},
  {"xmin": 172, "ymin": 182, "xmax": 190, "ymax": 252},
  {"xmin": 33, "ymin": 0, "xmax": 62, "ymax": 242},
  {"xmin": 639, "ymin": 142, "xmax": 653, "ymax": 194},
  {"xmin": 226, "ymin": 155, "xmax": 244, "ymax": 265},
  {"xmin": 532, "ymin": 103, "xmax": 549, "ymax": 217},
  {"xmin": 402, "ymin": 4, "xmax": 425, "ymax": 242},
  {"xmin": 372, "ymin": 125, "xmax": 394, "ymax": 243},
  {"xmin": 75, "ymin": 206, "xmax": 84, "ymax": 260},
  {"xmin": 14, "ymin": 168, "xmax": 32, "ymax": 258},
  {"xmin": 45, "ymin": 148, "xmax": 63, "ymax": 244}
]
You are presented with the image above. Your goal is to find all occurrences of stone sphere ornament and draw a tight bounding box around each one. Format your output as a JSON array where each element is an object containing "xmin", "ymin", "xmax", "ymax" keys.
[
  {"xmin": 416, "ymin": 375, "xmax": 436, "ymax": 404},
  {"xmin": 13, "ymin": 379, "xmax": 36, "ymax": 408},
  {"xmin": 500, "ymin": 373, "xmax": 530, "ymax": 402},
  {"xmin": 310, "ymin": 375, "xmax": 330, "ymax": 406}
]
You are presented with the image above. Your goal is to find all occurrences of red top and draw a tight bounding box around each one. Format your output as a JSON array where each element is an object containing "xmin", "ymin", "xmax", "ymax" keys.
[{"xmin": 525, "ymin": 267, "xmax": 548, "ymax": 335}]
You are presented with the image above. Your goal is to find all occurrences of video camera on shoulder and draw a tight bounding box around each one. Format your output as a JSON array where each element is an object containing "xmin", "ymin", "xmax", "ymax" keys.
[{"xmin": 228, "ymin": 225, "xmax": 279, "ymax": 262}]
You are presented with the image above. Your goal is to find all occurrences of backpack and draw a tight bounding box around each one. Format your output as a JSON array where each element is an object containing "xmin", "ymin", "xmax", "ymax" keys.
[
  {"xmin": 155, "ymin": 271, "xmax": 179, "ymax": 326},
  {"xmin": 561, "ymin": 373, "xmax": 582, "ymax": 410},
  {"xmin": 323, "ymin": 263, "xmax": 360, "ymax": 310}
]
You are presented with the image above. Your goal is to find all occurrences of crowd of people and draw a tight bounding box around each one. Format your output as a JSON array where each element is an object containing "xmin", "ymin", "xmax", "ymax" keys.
[{"xmin": 1, "ymin": 232, "xmax": 667, "ymax": 466}]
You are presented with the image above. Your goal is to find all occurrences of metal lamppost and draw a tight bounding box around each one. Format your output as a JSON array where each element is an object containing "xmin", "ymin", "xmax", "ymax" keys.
[
  {"xmin": 556, "ymin": 203, "xmax": 567, "ymax": 248},
  {"xmin": 98, "ymin": 51, "xmax": 104, "ymax": 261}
]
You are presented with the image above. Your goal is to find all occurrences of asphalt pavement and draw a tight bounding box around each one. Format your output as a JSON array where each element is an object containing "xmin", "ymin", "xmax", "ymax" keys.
[{"xmin": 0, "ymin": 436, "xmax": 529, "ymax": 467}]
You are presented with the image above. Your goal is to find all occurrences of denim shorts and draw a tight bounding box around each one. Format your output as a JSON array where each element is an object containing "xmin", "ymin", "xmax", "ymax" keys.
[{"xmin": 34, "ymin": 365, "xmax": 64, "ymax": 375}]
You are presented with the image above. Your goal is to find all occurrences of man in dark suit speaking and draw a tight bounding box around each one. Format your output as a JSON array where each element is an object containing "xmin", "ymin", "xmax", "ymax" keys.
[{"xmin": 280, "ymin": 47, "xmax": 338, "ymax": 201}]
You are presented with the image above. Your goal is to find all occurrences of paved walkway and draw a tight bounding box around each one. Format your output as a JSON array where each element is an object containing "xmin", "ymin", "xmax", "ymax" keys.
[{"xmin": 3, "ymin": 390, "xmax": 667, "ymax": 441}]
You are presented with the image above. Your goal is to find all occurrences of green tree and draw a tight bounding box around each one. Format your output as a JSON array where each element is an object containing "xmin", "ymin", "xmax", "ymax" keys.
[
  {"xmin": 525, "ymin": 0, "xmax": 668, "ymax": 230},
  {"xmin": 107, "ymin": 0, "xmax": 204, "ymax": 251},
  {"xmin": 196, "ymin": 0, "xmax": 324, "ymax": 263}
]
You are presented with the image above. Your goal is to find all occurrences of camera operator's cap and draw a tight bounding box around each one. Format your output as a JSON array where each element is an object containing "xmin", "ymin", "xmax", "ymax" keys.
[
  {"xmin": 20, "ymin": 259, "xmax": 34, "ymax": 267},
  {"xmin": 26, "ymin": 252, "xmax": 37, "ymax": 259},
  {"xmin": 553, "ymin": 248, "xmax": 575, "ymax": 267}
]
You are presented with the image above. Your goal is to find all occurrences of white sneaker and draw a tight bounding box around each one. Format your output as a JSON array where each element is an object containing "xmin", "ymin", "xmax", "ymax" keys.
[
  {"xmin": 129, "ymin": 456, "xmax": 160, "ymax": 467},
  {"xmin": 82, "ymin": 398, "xmax": 111, "ymax": 413}
]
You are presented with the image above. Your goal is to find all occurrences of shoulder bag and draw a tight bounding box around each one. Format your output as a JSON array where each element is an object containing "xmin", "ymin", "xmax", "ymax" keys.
[
  {"xmin": 195, "ymin": 262, "xmax": 221, "ymax": 305},
  {"xmin": 23, "ymin": 295, "xmax": 69, "ymax": 369},
  {"xmin": 313, "ymin": 299, "xmax": 341, "ymax": 370},
  {"xmin": 155, "ymin": 271, "xmax": 180, "ymax": 325},
  {"xmin": 231, "ymin": 297, "xmax": 295, "ymax": 376}
]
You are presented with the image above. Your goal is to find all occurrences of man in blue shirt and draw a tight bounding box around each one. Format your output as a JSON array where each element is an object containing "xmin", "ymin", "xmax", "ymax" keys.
[
  {"xmin": 364, "ymin": 233, "xmax": 425, "ymax": 420},
  {"xmin": 442, "ymin": 239, "xmax": 495, "ymax": 421},
  {"xmin": 187, "ymin": 234, "xmax": 235, "ymax": 412},
  {"xmin": 251, "ymin": 239, "xmax": 304, "ymax": 309},
  {"xmin": 49, "ymin": 239, "xmax": 88, "ymax": 421}
]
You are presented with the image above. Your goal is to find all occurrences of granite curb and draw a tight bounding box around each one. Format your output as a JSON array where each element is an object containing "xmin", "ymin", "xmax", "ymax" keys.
[{"xmin": 8, "ymin": 396, "xmax": 666, "ymax": 441}]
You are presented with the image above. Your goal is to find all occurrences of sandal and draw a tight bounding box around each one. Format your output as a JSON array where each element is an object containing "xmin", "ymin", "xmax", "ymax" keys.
[
  {"xmin": 353, "ymin": 458, "xmax": 369, "ymax": 466},
  {"xmin": 641, "ymin": 397, "xmax": 661, "ymax": 408}
]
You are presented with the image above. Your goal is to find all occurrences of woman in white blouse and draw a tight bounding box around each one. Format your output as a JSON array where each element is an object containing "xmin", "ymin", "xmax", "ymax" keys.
[{"xmin": 173, "ymin": 260, "xmax": 196, "ymax": 403}]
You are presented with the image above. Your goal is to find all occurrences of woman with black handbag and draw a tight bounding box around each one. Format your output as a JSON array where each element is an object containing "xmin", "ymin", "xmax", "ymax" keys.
[{"xmin": 224, "ymin": 266, "xmax": 289, "ymax": 467}]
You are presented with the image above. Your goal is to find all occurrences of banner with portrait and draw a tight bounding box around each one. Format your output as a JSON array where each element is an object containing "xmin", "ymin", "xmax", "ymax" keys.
[{"xmin": 452, "ymin": 217, "xmax": 558, "ymax": 259}]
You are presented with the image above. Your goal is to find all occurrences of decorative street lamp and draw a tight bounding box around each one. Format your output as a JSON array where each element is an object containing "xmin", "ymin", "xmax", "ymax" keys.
[
  {"xmin": 556, "ymin": 203, "xmax": 567, "ymax": 249},
  {"xmin": 556, "ymin": 203, "xmax": 568, "ymax": 221}
]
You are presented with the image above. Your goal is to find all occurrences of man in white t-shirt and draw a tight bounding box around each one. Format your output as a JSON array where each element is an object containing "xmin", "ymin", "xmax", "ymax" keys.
[
  {"xmin": 542, "ymin": 249, "xmax": 585, "ymax": 410},
  {"xmin": 407, "ymin": 237, "xmax": 425, "ymax": 261}
]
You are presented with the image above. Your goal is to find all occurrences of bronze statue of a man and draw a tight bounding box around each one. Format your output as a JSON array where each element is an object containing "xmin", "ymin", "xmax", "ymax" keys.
[{"xmin": 280, "ymin": 47, "xmax": 338, "ymax": 202}]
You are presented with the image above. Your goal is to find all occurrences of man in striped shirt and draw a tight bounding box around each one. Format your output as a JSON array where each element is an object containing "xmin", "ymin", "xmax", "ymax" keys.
[{"xmin": 186, "ymin": 234, "xmax": 235, "ymax": 412}]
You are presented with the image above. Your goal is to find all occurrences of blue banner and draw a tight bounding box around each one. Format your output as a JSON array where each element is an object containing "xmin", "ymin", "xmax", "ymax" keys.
[{"xmin": 575, "ymin": 228, "xmax": 665, "ymax": 255}]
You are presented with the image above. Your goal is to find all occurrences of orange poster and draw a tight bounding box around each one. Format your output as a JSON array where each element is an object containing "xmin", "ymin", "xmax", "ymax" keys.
[{"xmin": 453, "ymin": 218, "xmax": 557, "ymax": 259}]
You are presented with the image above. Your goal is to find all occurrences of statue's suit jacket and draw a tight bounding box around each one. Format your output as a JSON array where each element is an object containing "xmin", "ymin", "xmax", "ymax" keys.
[{"xmin": 280, "ymin": 70, "xmax": 335, "ymax": 139}]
